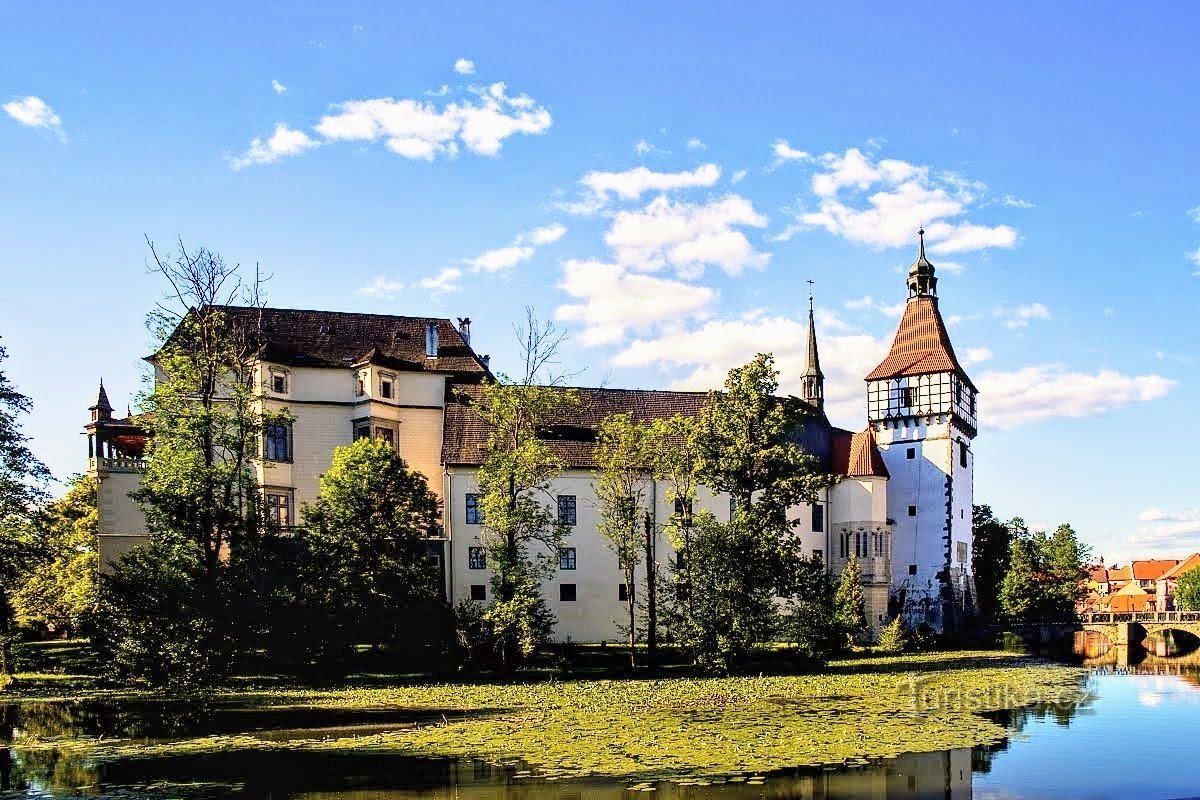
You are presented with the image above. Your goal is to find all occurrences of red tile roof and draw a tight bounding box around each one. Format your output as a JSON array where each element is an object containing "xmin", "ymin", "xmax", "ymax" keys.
[
  {"xmin": 1089, "ymin": 567, "xmax": 1109, "ymax": 583},
  {"xmin": 1160, "ymin": 553, "xmax": 1200, "ymax": 581},
  {"xmin": 1131, "ymin": 559, "xmax": 1179, "ymax": 581},
  {"xmin": 830, "ymin": 427, "xmax": 890, "ymax": 478},
  {"xmin": 1107, "ymin": 565, "xmax": 1132, "ymax": 582},
  {"xmin": 865, "ymin": 297, "xmax": 975, "ymax": 390}
]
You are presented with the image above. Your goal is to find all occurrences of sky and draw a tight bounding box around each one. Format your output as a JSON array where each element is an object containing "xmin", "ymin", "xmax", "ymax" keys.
[{"xmin": 1, "ymin": 2, "xmax": 1197, "ymax": 565}]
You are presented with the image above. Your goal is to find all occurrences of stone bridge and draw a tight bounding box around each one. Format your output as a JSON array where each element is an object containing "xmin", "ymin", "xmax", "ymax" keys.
[{"xmin": 1079, "ymin": 611, "xmax": 1200, "ymax": 646}]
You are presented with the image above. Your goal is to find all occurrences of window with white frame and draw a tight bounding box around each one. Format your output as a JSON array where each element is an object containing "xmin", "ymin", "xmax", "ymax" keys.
[
  {"xmin": 269, "ymin": 370, "xmax": 289, "ymax": 395},
  {"xmin": 468, "ymin": 546, "xmax": 486, "ymax": 570},
  {"xmin": 559, "ymin": 546, "xmax": 577, "ymax": 570},
  {"xmin": 263, "ymin": 424, "xmax": 292, "ymax": 462},
  {"xmin": 557, "ymin": 495, "xmax": 577, "ymax": 526},
  {"xmin": 465, "ymin": 493, "xmax": 482, "ymax": 524},
  {"xmin": 380, "ymin": 374, "xmax": 394, "ymax": 400},
  {"xmin": 265, "ymin": 490, "xmax": 292, "ymax": 527}
]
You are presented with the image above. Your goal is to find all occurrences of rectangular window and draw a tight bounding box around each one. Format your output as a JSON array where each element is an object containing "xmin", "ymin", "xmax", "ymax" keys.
[
  {"xmin": 353, "ymin": 421, "xmax": 371, "ymax": 440},
  {"xmin": 470, "ymin": 584, "xmax": 486, "ymax": 601},
  {"xmin": 468, "ymin": 546, "xmax": 486, "ymax": 570},
  {"xmin": 559, "ymin": 583, "xmax": 577, "ymax": 602},
  {"xmin": 955, "ymin": 382, "xmax": 963, "ymax": 406},
  {"xmin": 957, "ymin": 541, "xmax": 968, "ymax": 564},
  {"xmin": 559, "ymin": 546, "xmax": 577, "ymax": 570},
  {"xmin": 266, "ymin": 491, "xmax": 291, "ymax": 527},
  {"xmin": 674, "ymin": 497, "xmax": 693, "ymax": 517},
  {"xmin": 618, "ymin": 583, "xmax": 629, "ymax": 602},
  {"xmin": 375, "ymin": 426, "xmax": 395, "ymax": 446},
  {"xmin": 908, "ymin": 505, "xmax": 917, "ymax": 517},
  {"xmin": 813, "ymin": 548, "xmax": 823, "ymax": 562},
  {"xmin": 969, "ymin": 393, "xmax": 976, "ymax": 417},
  {"xmin": 906, "ymin": 447, "xmax": 916, "ymax": 460},
  {"xmin": 465, "ymin": 493, "xmax": 482, "ymax": 524},
  {"xmin": 355, "ymin": 374, "xmax": 366, "ymax": 397},
  {"xmin": 903, "ymin": 386, "xmax": 917, "ymax": 407},
  {"xmin": 909, "ymin": 564, "xmax": 918, "ymax": 575},
  {"xmin": 263, "ymin": 424, "xmax": 291, "ymax": 462},
  {"xmin": 380, "ymin": 378, "xmax": 394, "ymax": 400},
  {"xmin": 557, "ymin": 495, "xmax": 577, "ymax": 526},
  {"xmin": 271, "ymin": 372, "xmax": 288, "ymax": 394},
  {"xmin": 959, "ymin": 441, "xmax": 968, "ymax": 468},
  {"xmin": 811, "ymin": 503, "xmax": 824, "ymax": 533}
]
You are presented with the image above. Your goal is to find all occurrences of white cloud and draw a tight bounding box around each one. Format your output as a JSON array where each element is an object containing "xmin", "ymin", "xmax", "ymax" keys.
[
  {"xmin": 454, "ymin": 58, "xmax": 476, "ymax": 75},
  {"xmin": 635, "ymin": 139, "xmax": 653, "ymax": 156},
  {"xmin": 731, "ymin": 168, "xmax": 748, "ymax": 184},
  {"xmin": 555, "ymin": 260, "xmax": 717, "ymax": 346},
  {"xmin": 229, "ymin": 123, "xmax": 320, "ymax": 169},
  {"xmin": 233, "ymin": 81, "xmax": 550, "ymax": 167},
  {"xmin": 468, "ymin": 223, "xmax": 567, "ymax": 273},
  {"xmin": 419, "ymin": 267, "xmax": 462, "ymax": 294},
  {"xmin": 272, "ymin": 80, "xmax": 288, "ymax": 95},
  {"xmin": 1189, "ymin": 206, "xmax": 1200, "ymax": 223},
  {"xmin": 977, "ymin": 365, "xmax": 1175, "ymax": 429},
  {"xmin": 356, "ymin": 277, "xmax": 404, "ymax": 299},
  {"xmin": 1103, "ymin": 307, "xmax": 1116, "ymax": 316},
  {"xmin": 3, "ymin": 96, "xmax": 66, "ymax": 141},
  {"xmin": 612, "ymin": 311, "xmax": 887, "ymax": 426},
  {"xmin": 1002, "ymin": 195, "xmax": 1034, "ymax": 208},
  {"xmin": 686, "ymin": 137, "xmax": 706, "ymax": 151},
  {"xmin": 1189, "ymin": 246, "xmax": 1200, "ymax": 274},
  {"xmin": 576, "ymin": 164, "xmax": 720, "ymax": 206},
  {"xmin": 844, "ymin": 295, "xmax": 904, "ymax": 318},
  {"xmin": 1130, "ymin": 508, "xmax": 1200, "ymax": 552},
  {"xmin": 771, "ymin": 138, "xmax": 810, "ymax": 164},
  {"xmin": 777, "ymin": 147, "xmax": 1018, "ymax": 254},
  {"xmin": 605, "ymin": 194, "xmax": 770, "ymax": 278},
  {"xmin": 962, "ymin": 347, "xmax": 994, "ymax": 367},
  {"xmin": 994, "ymin": 302, "xmax": 1051, "ymax": 329}
]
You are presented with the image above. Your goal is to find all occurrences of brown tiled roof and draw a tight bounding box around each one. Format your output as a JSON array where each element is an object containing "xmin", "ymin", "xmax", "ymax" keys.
[
  {"xmin": 1107, "ymin": 565, "xmax": 1132, "ymax": 582},
  {"xmin": 1131, "ymin": 559, "xmax": 1179, "ymax": 581},
  {"xmin": 865, "ymin": 297, "xmax": 976, "ymax": 390},
  {"xmin": 1161, "ymin": 553, "xmax": 1200, "ymax": 581},
  {"xmin": 441, "ymin": 385, "xmax": 709, "ymax": 468},
  {"xmin": 159, "ymin": 307, "xmax": 490, "ymax": 379},
  {"xmin": 1089, "ymin": 567, "xmax": 1109, "ymax": 583},
  {"xmin": 830, "ymin": 427, "xmax": 889, "ymax": 478}
]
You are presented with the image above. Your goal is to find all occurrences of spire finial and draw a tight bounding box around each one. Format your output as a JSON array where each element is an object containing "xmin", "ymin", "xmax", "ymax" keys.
[
  {"xmin": 806, "ymin": 279, "xmax": 814, "ymax": 313},
  {"xmin": 918, "ymin": 226, "xmax": 926, "ymax": 260}
]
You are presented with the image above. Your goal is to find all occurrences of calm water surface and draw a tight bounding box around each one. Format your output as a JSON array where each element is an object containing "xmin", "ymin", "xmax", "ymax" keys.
[{"xmin": 4, "ymin": 648, "xmax": 1200, "ymax": 800}]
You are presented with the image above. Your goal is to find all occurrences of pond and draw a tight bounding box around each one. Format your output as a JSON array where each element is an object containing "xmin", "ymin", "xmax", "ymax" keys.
[{"xmin": 4, "ymin": 647, "xmax": 1200, "ymax": 799}]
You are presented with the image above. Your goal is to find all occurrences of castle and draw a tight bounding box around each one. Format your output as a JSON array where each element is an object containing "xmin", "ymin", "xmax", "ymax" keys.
[{"xmin": 86, "ymin": 232, "xmax": 978, "ymax": 637}]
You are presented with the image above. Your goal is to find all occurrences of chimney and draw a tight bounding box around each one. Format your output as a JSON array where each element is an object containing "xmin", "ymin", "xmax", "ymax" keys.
[
  {"xmin": 457, "ymin": 317, "xmax": 472, "ymax": 345},
  {"xmin": 482, "ymin": 354, "xmax": 491, "ymax": 369},
  {"xmin": 424, "ymin": 321, "xmax": 439, "ymax": 357}
]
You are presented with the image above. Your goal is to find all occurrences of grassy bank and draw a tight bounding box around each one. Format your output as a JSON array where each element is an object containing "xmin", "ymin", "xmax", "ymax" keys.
[{"xmin": 6, "ymin": 650, "xmax": 1087, "ymax": 783}]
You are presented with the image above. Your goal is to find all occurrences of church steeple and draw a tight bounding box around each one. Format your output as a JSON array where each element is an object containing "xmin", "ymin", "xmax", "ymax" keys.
[
  {"xmin": 907, "ymin": 228, "xmax": 938, "ymax": 299},
  {"xmin": 90, "ymin": 380, "xmax": 113, "ymax": 422},
  {"xmin": 801, "ymin": 287, "xmax": 825, "ymax": 409}
]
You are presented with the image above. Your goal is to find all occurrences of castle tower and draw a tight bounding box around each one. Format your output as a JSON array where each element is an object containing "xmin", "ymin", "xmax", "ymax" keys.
[
  {"xmin": 865, "ymin": 230, "xmax": 978, "ymax": 632},
  {"xmin": 800, "ymin": 290, "xmax": 825, "ymax": 409}
]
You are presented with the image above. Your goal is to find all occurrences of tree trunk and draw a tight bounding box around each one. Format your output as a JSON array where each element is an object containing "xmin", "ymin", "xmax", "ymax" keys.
[
  {"xmin": 626, "ymin": 564, "xmax": 636, "ymax": 672},
  {"xmin": 644, "ymin": 511, "xmax": 657, "ymax": 670}
]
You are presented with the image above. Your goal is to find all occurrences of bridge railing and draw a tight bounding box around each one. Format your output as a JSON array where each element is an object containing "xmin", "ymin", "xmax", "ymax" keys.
[{"xmin": 1080, "ymin": 611, "xmax": 1200, "ymax": 625}]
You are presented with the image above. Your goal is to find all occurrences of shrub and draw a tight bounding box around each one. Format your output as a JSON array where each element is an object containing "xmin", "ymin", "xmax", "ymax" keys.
[{"xmin": 877, "ymin": 616, "xmax": 906, "ymax": 653}]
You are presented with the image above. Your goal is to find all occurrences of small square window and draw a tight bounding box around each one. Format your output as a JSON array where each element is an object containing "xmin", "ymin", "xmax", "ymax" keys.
[
  {"xmin": 468, "ymin": 546, "xmax": 486, "ymax": 570},
  {"xmin": 470, "ymin": 584, "xmax": 486, "ymax": 601},
  {"xmin": 557, "ymin": 495, "xmax": 577, "ymax": 526},
  {"xmin": 353, "ymin": 421, "xmax": 371, "ymax": 440},
  {"xmin": 465, "ymin": 493, "xmax": 482, "ymax": 525},
  {"xmin": 375, "ymin": 426, "xmax": 394, "ymax": 446},
  {"xmin": 618, "ymin": 583, "xmax": 629, "ymax": 602},
  {"xmin": 559, "ymin": 546, "xmax": 577, "ymax": 570},
  {"xmin": 909, "ymin": 564, "xmax": 918, "ymax": 575},
  {"xmin": 908, "ymin": 505, "xmax": 917, "ymax": 517},
  {"xmin": 559, "ymin": 583, "xmax": 577, "ymax": 602},
  {"xmin": 380, "ymin": 378, "xmax": 394, "ymax": 400},
  {"xmin": 906, "ymin": 447, "xmax": 916, "ymax": 460},
  {"xmin": 271, "ymin": 373, "xmax": 288, "ymax": 394}
]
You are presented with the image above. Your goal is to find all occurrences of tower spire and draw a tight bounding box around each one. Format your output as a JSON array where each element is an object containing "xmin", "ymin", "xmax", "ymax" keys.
[
  {"xmin": 90, "ymin": 379, "xmax": 113, "ymax": 422},
  {"xmin": 907, "ymin": 227, "xmax": 938, "ymax": 299},
  {"xmin": 801, "ymin": 282, "xmax": 825, "ymax": 409}
]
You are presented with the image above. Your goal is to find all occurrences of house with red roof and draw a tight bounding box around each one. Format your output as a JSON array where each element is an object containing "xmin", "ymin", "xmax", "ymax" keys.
[{"xmin": 1157, "ymin": 553, "xmax": 1200, "ymax": 611}]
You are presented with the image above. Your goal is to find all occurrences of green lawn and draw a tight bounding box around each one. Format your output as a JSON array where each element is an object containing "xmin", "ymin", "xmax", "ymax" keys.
[{"xmin": 8, "ymin": 650, "xmax": 1087, "ymax": 783}]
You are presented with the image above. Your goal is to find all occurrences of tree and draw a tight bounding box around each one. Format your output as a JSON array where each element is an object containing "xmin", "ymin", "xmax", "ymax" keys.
[
  {"xmin": 834, "ymin": 554, "xmax": 867, "ymax": 647},
  {"xmin": 998, "ymin": 519, "xmax": 1090, "ymax": 621},
  {"xmin": 592, "ymin": 413, "xmax": 653, "ymax": 670},
  {"xmin": 1176, "ymin": 568, "xmax": 1200, "ymax": 612},
  {"xmin": 296, "ymin": 438, "xmax": 443, "ymax": 673},
  {"xmin": 13, "ymin": 476, "xmax": 98, "ymax": 638},
  {"xmin": 972, "ymin": 504, "xmax": 1012, "ymax": 620},
  {"xmin": 877, "ymin": 616, "xmax": 906, "ymax": 652},
  {"xmin": 95, "ymin": 240, "xmax": 284, "ymax": 685},
  {"xmin": 1045, "ymin": 523, "xmax": 1091, "ymax": 612},
  {"xmin": 471, "ymin": 312, "xmax": 579, "ymax": 671},
  {"xmin": 648, "ymin": 413, "xmax": 702, "ymax": 649},
  {"xmin": 0, "ymin": 337, "xmax": 51, "ymax": 683}
]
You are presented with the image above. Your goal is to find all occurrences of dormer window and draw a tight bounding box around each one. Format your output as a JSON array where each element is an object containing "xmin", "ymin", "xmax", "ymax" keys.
[
  {"xmin": 269, "ymin": 370, "xmax": 289, "ymax": 395},
  {"xmin": 380, "ymin": 375, "xmax": 394, "ymax": 400},
  {"xmin": 355, "ymin": 373, "xmax": 366, "ymax": 397}
]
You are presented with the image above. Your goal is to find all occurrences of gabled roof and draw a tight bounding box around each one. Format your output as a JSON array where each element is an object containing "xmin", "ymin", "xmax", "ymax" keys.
[
  {"xmin": 1107, "ymin": 565, "xmax": 1132, "ymax": 582},
  {"xmin": 865, "ymin": 297, "xmax": 976, "ymax": 390},
  {"xmin": 1089, "ymin": 567, "xmax": 1110, "ymax": 583},
  {"xmin": 156, "ymin": 306, "xmax": 491, "ymax": 379},
  {"xmin": 1131, "ymin": 559, "xmax": 1179, "ymax": 581},
  {"xmin": 830, "ymin": 427, "xmax": 889, "ymax": 478},
  {"xmin": 1161, "ymin": 553, "xmax": 1200, "ymax": 581}
]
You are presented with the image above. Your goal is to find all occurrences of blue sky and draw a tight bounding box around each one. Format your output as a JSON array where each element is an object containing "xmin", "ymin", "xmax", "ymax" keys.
[{"xmin": 2, "ymin": 2, "xmax": 1197, "ymax": 564}]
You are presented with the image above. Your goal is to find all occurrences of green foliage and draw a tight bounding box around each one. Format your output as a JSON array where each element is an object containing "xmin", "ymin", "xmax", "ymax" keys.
[
  {"xmin": 471, "ymin": 379, "xmax": 579, "ymax": 670},
  {"xmin": 1175, "ymin": 567, "xmax": 1200, "ymax": 611},
  {"xmin": 972, "ymin": 504, "xmax": 1012, "ymax": 620},
  {"xmin": 834, "ymin": 554, "xmax": 867, "ymax": 646},
  {"xmin": 12, "ymin": 476, "xmax": 98, "ymax": 637},
  {"xmin": 999, "ymin": 519, "xmax": 1091, "ymax": 621},
  {"xmin": 592, "ymin": 413, "xmax": 654, "ymax": 667},
  {"xmin": 0, "ymin": 337, "xmax": 51, "ymax": 680},
  {"xmin": 782, "ymin": 557, "xmax": 844, "ymax": 664},
  {"xmin": 877, "ymin": 616, "xmax": 906, "ymax": 652}
]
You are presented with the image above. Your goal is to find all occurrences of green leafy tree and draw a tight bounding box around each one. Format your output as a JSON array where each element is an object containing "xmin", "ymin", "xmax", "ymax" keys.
[
  {"xmin": 296, "ymin": 438, "xmax": 443, "ymax": 673},
  {"xmin": 1175, "ymin": 568, "xmax": 1200, "ymax": 611},
  {"xmin": 1045, "ymin": 523, "xmax": 1091, "ymax": 612},
  {"xmin": 999, "ymin": 519, "xmax": 1090, "ymax": 621},
  {"xmin": 783, "ymin": 557, "xmax": 843, "ymax": 664},
  {"xmin": 971, "ymin": 504, "xmax": 1012, "ymax": 620},
  {"xmin": 834, "ymin": 554, "xmax": 867, "ymax": 647},
  {"xmin": 96, "ymin": 240, "xmax": 284, "ymax": 685},
  {"xmin": 649, "ymin": 413, "xmax": 702, "ymax": 641},
  {"xmin": 0, "ymin": 337, "xmax": 51, "ymax": 683},
  {"xmin": 13, "ymin": 475, "xmax": 98, "ymax": 637},
  {"xmin": 592, "ymin": 413, "xmax": 653, "ymax": 669},
  {"xmin": 877, "ymin": 616, "xmax": 906, "ymax": 652}
]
